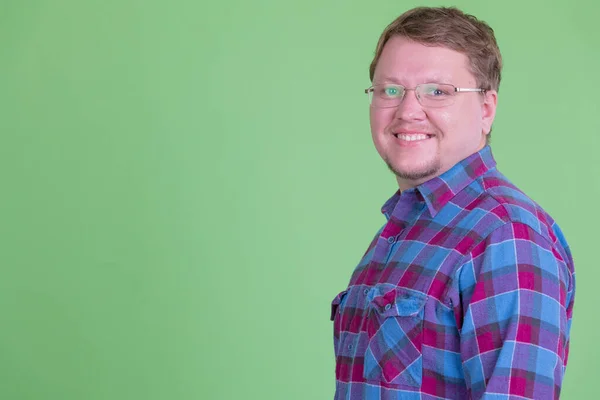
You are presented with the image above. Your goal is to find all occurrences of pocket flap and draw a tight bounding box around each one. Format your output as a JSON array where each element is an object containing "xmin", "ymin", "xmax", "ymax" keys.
[
  {"xmin": 330, "ymin": 290, "xmax": 349, "ymax": 321},
  {"xmin": 370, "ymin": 287, "xmax": 427, "ymax": 317}
]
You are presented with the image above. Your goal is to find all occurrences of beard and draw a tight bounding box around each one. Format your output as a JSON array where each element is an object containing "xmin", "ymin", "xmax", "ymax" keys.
[{"xmin": 384, "ymin": 155, "xmax": 441, "ymax": 182}]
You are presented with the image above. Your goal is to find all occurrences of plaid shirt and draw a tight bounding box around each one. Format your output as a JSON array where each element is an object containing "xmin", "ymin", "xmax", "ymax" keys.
[{"xmin": 331, "ymin": 146, "xmax": 575, "ymax": 400}]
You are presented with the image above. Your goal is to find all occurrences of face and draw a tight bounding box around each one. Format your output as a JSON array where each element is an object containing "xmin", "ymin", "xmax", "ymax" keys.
[{"xmin": 369, "ymin": 36, "xmax": 497, "ymax": 190}]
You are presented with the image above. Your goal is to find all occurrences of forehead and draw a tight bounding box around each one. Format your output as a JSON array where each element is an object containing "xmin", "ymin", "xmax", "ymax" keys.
[{"xmin": 374, "ymin": 36, "xmax": 474, "ymax": 85}]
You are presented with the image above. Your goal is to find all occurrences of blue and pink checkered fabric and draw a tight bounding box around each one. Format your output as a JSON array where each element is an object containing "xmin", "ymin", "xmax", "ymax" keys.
[{"xmin": 331, "ymin": 146, "xmax": 575, "ymax": 399}]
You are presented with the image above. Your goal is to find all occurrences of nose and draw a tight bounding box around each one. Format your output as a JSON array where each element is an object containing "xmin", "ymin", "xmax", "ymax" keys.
[{"xmin": 394, "ymin": 89, "xmax": 426, "ymax": 121}]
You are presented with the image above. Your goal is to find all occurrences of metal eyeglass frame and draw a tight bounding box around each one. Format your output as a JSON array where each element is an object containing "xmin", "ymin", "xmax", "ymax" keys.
[{"xmin": 364, "ymin": 83, "xmax": 486, "ymax": 108}]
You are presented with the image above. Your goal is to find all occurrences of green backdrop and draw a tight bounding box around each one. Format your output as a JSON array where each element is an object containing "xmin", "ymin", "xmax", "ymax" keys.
[{"xmin": 1, "ymin": 0, "xmax": 597, "ymax": 398}]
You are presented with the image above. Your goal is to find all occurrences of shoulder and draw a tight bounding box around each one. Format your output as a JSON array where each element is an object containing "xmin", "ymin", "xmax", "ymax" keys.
[
  {"xmin": 465, "ymin": 168, "xmax": 567, "ymax": 251},
  {"xmin": 457, "ymin": 168, "xmax": 574, "ymax": 284},
  {"xmin": 449, "ymin": 167, "xmax": 574, "ymax": 272}
]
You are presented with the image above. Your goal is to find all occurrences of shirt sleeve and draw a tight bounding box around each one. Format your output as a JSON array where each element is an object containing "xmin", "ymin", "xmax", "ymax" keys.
[{"xmin": 456, "ymin": 222, "xmax": 575, "ymax": 399}]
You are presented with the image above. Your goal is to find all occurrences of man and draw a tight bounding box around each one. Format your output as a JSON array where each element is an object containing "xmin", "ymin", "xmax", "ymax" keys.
[{"xmin": 331, "ymin": 7, "xmax": 575, "ymax": 400}]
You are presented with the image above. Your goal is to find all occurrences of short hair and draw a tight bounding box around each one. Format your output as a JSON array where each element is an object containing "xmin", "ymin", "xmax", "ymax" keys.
[{"xmin": 369, "ymin": 7, "xmax": 503, "ymax": 142}]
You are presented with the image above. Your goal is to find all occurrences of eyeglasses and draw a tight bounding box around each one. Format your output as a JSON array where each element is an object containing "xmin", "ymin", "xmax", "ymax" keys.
[{"xmin": 365, "ymin": 83, "xmax": 485, "ymax": 108}]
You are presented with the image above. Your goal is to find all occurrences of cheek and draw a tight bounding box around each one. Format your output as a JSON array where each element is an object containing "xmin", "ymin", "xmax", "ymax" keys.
[
  {"xmin": 426, "ymin": 109, "xmax": 452, "ymax": 135},
  {"xmin": 427, "ymin": 103, "xmax": 480, "ymax": 139},
  {"xmin": 370, "ymin": 109, "xmax": 395, "ymax": 134},
  {"xmin": 454, "ymin": 100, "xmax": 484, "ymax": 135}
]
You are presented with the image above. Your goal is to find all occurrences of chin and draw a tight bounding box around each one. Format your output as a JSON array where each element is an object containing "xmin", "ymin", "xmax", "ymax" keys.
[{"xmin": 387, "ymin": 160, "xmax": 441, "ymax": 182}]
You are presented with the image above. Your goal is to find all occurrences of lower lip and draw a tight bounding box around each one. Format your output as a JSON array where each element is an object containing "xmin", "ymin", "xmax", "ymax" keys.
[{"xmin": 393, "ymin": 135, "xmax": 434, "ymax": 147}]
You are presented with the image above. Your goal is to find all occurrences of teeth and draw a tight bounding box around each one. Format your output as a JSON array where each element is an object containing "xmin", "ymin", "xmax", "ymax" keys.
[{"xmin": 395, "ymin": 134, "xmax": 429, "ymax": 141}]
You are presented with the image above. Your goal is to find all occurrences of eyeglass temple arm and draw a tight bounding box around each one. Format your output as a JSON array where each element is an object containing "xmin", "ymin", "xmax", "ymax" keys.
[{"xmin": 455, "ymin": 88, "xmax": 486, "ymax": 93}]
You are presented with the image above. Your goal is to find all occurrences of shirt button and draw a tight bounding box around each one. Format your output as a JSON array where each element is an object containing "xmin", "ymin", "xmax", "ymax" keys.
[
  {"xmin": 347, "ymin": 344, "xmax": 353, "ymax": 351},
  {"xmin": 387, "ymin": 236, "xmax": 395, "ymax": 244},
  {"xmin": 363, "ymin": 289, "xmax": 369, "ymax": 295},
  {"xmin": 384, "ymin": 303, "xmax": 392, "ymax": 311}
]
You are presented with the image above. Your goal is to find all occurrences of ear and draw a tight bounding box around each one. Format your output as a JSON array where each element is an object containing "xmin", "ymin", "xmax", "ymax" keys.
[{"xmin": 481, "ymin": 90, "xmax": 498, "ymax": 135}]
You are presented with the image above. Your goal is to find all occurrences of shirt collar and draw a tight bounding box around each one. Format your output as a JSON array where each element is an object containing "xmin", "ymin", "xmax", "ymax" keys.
[{"xmin": 381, "ymin": 145, "xmax": 497, "ymax": 219}]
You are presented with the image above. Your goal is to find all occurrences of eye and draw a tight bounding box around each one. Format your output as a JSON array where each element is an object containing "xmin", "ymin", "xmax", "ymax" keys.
[
  {"xmin": 383, "ymin": 86, "xmax": 402, "ymax": 97},
  {"xmin": 422, "ymin": 84, "xmax": 452, "ymax": 97}
]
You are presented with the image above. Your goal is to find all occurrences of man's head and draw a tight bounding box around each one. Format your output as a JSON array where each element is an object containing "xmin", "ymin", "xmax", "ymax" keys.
[{"xmin": 368, "ymin": 7, "xmax": 502, "ymax": 190}]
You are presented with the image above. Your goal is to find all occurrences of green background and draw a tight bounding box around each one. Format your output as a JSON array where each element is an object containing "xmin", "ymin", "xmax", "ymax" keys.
[{"xmin": 1, "ymin": 0, "xmax": 597, "ymax": 398}]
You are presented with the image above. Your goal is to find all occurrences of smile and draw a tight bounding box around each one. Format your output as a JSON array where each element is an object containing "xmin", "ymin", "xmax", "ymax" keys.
[{"xmin": 393, "ymin": 133, "xmax": 433, "ymax": 141}]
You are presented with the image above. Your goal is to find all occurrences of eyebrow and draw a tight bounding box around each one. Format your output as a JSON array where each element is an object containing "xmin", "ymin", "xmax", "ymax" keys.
[
  {"xmin": 376, "ymin": 76, "xmax": 403, "ymax": 84},
  {"xmin": 374, "ymin": 76, "xmax": 450, "ymax": 85}
]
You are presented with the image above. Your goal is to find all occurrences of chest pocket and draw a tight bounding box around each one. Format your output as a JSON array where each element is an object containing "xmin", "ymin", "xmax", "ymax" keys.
[{"xmin": 363, "ymin": 285, "xmax": 427, "ymax": 387}]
